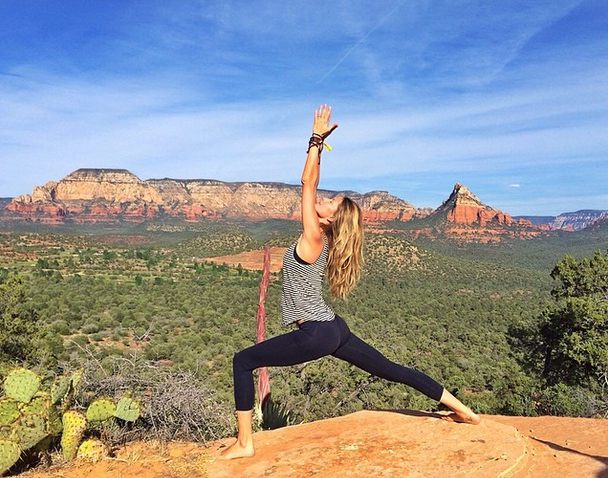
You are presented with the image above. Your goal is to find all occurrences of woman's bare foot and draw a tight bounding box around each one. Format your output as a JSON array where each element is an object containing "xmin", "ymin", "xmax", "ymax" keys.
[
  {"xmin": 220, "ymin": 410, "xmax": 255, "ymax": 459},
  {"xmin": 441, "ymin": 411, "xmax": 481, "ymax": 425},
  {"xmin": 438, "ymin": 389, "xmax": 481, "ymax": 425},
  {"xmin": 220, "ymin": 439, "xmax": 255, "ymax": 460}
]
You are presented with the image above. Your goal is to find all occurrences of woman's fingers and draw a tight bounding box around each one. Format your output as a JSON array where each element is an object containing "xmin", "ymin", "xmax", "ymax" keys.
[{"xmin": 316, "ymin": 104, "xmax": 331, "ymax": 119}]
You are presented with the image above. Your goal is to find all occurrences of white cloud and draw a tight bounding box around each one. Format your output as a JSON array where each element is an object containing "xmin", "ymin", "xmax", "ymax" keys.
[{"xmin": 0, "ymin": 0, "xmax": 606, "ymax": 216}]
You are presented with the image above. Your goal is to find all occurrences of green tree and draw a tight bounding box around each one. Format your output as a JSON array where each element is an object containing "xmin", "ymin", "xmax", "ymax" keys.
[
  {"xmin": 539, "ymin": 249, "xmax": 608, "ymax": 388},
  {"xmin": 0, "ymin": 274, "xmax": 43, "ymax": 364}
]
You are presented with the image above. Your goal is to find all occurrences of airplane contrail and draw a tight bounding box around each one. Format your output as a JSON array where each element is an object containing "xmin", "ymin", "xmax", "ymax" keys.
[{"xmin": 318, "ymin": 0, "xmax": 406, "ymax": 84}]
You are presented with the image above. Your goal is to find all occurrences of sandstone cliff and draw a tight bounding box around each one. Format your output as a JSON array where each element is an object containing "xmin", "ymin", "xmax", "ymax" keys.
[
  {"xmin": 436, "ymin": 183, "xmax": 524, "ymax": 226},
  {"xmin": 549, "ymin": 209, "xmax": 608, "ymax": 231},
  {"xmin": 2, "ymin": 170, "xmax": 549, "ymax": 241},
  {"xmin": 6, "ymin": 169, "xmax": 165, "ymax": 223},
  {"xmin": 404, "ymin": 183, "xmax": 544, "ymax": 242},
  {"xmin": 3, "ymin": 169, "xmax": 417, "ymax": 223}
]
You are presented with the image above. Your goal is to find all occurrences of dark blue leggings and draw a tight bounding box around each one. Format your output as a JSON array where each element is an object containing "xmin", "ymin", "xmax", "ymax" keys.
[{"xmin": 232, "ymin": 314, "xmax": 444, "ymax": 411}]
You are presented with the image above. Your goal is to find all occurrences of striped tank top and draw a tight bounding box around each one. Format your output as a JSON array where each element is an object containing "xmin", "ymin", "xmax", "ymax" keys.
[{"xmin": 280, "ymin": 236, "xmax": 335, "ymax": 326}]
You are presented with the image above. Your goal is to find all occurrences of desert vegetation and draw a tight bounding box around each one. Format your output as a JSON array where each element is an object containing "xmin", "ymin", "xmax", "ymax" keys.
[{"xmin": 0, "ymin": 219, "xmax": 606, "ymax": 472}]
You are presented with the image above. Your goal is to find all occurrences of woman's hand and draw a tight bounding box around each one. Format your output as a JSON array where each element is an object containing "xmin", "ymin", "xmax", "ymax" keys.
[{"xmin": 312, "ymin": 104, "xmax": 338, "ymax": 139}]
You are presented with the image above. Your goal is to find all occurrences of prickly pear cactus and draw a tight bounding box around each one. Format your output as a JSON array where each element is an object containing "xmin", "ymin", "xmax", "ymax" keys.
[
  {"xmin": 3, "ymin": 369, "xmax": 41, "ymax": 403},
  {"xmin": 22, "ymin": 395, "xmax": 50, "ymax": 417},
  {"xmin": 45, "ymin": 404, "xmax": 63, "ymax": 436},
  {"xmin": 69, "ymin": 369, "xmax": 84, "ymax": 391},
  {"xmin": 86, "ymin": 398, "xmax": 116, "ymax": 422},
  {"xmin": 50, "ymin": 376, "xmax": 71, "ymax": 405},
  {"xmin": 76, "ymin": 438, "xmax": 109, "ymax": 462},
  {"xmin": 0, "ymin": 398, "xmax": 19, "ymax": 426},
  {"xmin": 0, "ymin": 366, "xmax": 141, "ymax": 467},
  {"xmin": 60, "ymin": 410, "xmax": 87, "ymax": 461},
  {"xmin": 0, "ymin": 439, "xmax": 20, "ymax": 475},
  {"xmin": 11, "ymin": 413, "xmax": 47, "ymax": 450},
  {"xmin": 114, "ymin": 395, "xmax": 140, "ymax": 422},
  {"xmin": 56, "ymin": 369, "xmax": 84, "ymax": 415}
]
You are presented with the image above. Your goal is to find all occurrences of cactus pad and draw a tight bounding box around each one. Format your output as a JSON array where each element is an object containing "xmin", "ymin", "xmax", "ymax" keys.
[
  {"xmin": 23, "ymin": 396, "xmax": 50, "ymax": 417},
  {"xmin": 0, "ymin": 439, "xmax": 21, "ymax": 475},
  {"xmin": 86, "ymin": 398, "xmax": 116, "ymax": 422},
  {"xmin": 0, "ymin": 426, "xmax": 11, "ymax": 440},
  {"xmin": 77, "ymin": 438, "xmax": 109, "ymax": 462},
  {"xmin": 11, "ymin": 413, "xmax": 47, "ymax": 450},
  {"xmin": 70, "ymin": 369, "xmax": 84, "ymax": 391},
  {"xmin": 3, "ymin": 369, "xmax": 41, "ymax": 403},
  {"xmin": 61, "ymin": 410, "xmax": 87, "ymax": 461},
  {"xmin": 114, "ymin": 396, "xmax": 140, "ymax": 422},
  {"xmin": 46, "ymin": 406, "xmax": 63, "ymax": 436},
  {"xmin": 50, "ymin": 376, "xmax": 71, "ymax": 405},
  {"xmin": 0, "ymin": 399, "xmax": 20, "ymax": 426}
]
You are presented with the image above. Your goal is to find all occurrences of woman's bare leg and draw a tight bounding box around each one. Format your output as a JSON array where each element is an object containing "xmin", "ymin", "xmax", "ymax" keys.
[
  {"xmin": 220, "ymin": 410, "xmax": 256, "ymax": 459},
  {"xmin": 439, "ymin": 389, "xmax": 481, "ymax": 424}
]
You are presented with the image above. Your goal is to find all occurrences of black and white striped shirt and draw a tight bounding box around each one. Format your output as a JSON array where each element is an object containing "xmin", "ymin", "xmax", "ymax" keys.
[{"xmin": 280, "ymin": 236, "xmax": 336, "ymax": 326}]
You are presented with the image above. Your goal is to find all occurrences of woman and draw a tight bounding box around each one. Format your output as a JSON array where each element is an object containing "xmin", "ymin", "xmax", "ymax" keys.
[{"xmin": 221, "ymin": 104, "xmax": 480, "ymax": 460}]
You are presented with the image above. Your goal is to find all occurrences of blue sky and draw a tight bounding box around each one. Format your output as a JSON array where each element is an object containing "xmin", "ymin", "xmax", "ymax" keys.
[{"xmin": 1, "ymin": 0, "xmax": 607, "ymax": 216}]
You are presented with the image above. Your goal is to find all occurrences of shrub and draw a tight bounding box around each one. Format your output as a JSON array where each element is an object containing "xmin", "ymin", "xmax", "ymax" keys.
[{"xmin": 74, "ymin": 356, "xmax": 233, "ymax": 443}]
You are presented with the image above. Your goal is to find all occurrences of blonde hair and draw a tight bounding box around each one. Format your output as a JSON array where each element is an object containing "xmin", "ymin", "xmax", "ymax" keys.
[{"xmin": 325, "ymin": 197, "xmax": 364, "ymax": 299}]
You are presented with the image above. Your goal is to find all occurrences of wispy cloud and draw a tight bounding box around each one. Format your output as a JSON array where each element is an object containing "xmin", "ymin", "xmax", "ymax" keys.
[{"xmin": 0, "ymin": 0, "xmax": 606, "ymax": 215}]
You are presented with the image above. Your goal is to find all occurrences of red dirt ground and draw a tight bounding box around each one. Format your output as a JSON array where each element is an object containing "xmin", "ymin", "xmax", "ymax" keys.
[{"xmin": 20, "ymin": 410, "xmax": 608, "ymax": 478}]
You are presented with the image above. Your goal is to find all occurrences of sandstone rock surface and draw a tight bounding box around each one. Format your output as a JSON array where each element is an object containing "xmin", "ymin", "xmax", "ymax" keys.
[
  {"xmin": 20, "ymin": 410, "xmax": 608, "ymax": 478},
  {"xmin": 207, "ymin": 410, "xmax": 527, "ymax": 478}
]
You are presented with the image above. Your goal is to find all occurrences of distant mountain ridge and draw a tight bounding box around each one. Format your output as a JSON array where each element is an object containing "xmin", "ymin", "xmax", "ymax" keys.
[
  {"xmin": 517, "ymin": 210, "xmax": 608, "ymax": 231},
  {"xmin": 0, "ymin": 168, "xmax": 587, "ymax": 241},
  {"xmin": 2, "ymin": 168, "xmax": 419, "ymax": 224},
  {"xmin": 548, "ymin": 210, "xmax": 608, "ymax": 231}
]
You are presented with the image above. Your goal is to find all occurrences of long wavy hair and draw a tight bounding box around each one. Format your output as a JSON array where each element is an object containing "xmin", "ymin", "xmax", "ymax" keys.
[{"xmin": 325, "ymin": 197, "xmax": 364, "ymax": 299}]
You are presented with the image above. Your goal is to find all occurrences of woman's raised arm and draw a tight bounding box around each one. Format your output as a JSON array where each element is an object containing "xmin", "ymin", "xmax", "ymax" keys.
[{"xmin": 298, "ymin": 104, "xmax": 338, "ymax": 262}]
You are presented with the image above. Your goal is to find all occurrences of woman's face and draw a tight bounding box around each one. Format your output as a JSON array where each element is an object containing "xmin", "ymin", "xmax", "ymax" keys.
[{"xmin": 315, "ymin": 196, "xmax": 343, "ymax": 221}]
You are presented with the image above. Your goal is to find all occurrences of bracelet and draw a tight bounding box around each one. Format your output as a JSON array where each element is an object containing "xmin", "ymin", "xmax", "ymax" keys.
[{"xmin": 307, "ymin": 133, "xmax": 324, "ymax": 154}]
